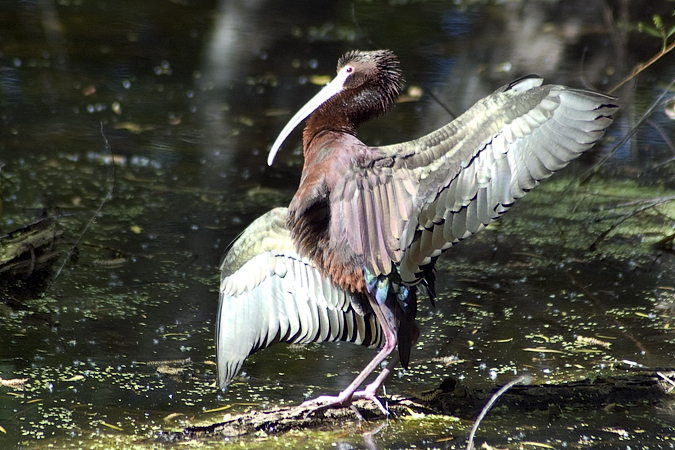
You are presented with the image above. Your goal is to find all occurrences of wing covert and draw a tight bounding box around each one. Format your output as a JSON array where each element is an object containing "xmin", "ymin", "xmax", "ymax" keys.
[
  {"xmin": 216, "ymin": 208, "xmax": 383, "ymax": 390},
  {"xmin": 329, "ymin": 79, "xmax": 618, "ymax": 283}
]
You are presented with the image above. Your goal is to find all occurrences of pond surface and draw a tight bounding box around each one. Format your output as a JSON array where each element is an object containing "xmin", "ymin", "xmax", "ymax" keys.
[{"xmin": 1, "ymin": 0, "xmax": 675, "ymax": 448}]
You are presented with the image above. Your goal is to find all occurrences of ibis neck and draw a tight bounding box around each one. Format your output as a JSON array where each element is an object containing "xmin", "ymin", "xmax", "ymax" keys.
[
  {"xmin": 301, "ymin": 86, "xmax": 389, "ymax": 159},
  {"xmin": 303, "ymin": 115, "xmax": 357, "ymax": 160}
]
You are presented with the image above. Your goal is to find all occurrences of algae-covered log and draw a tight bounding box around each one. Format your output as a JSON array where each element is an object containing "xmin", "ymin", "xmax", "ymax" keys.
[{"xmin": 0, "ymin": 217, "xmax": 62, "ymax": 281}]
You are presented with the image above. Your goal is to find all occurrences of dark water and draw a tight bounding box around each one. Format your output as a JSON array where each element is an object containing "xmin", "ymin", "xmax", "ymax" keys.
[{"xmin": 1, "ymin": 0, "xmax": 675, "ymax": 448}]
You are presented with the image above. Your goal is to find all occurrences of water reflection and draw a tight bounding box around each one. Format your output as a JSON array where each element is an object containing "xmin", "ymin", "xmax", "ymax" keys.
[{"xmin": 0, "ymin": 0, "xmax": 674, "ymax": 448}]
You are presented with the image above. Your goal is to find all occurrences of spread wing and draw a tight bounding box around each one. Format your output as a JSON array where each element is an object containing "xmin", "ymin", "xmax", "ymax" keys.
[
  {"xmin": 330, "ymin": 78, "xmax": 619, "ymax": 283},
  {"xmin": 216, "ymin": 207, "xmax": 382, "ymax": 390}
]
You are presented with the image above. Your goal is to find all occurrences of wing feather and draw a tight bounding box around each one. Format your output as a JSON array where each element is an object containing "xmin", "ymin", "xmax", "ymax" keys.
[
  {"xmin": 328, "ymin": 80, "xmax": 617, "ymax": 283},
  {"xmin": 216, "ymin": 208, "xmax": 383, "ymax": 390}
]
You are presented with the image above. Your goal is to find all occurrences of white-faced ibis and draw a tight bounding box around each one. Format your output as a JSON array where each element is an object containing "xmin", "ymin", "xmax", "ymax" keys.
[{"xmin": 216, "ymin": 50, "xmax": 618, "ymax": 413}]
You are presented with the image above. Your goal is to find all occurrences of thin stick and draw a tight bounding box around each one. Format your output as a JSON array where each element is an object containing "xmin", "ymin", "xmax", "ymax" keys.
[
  {"xmin": 0, "ymin": 163, "xmax": 4, "ymax": 219},
  {"xmin": 45, "ymin": 123, "xmax": 116, "ymax": 293},
  {"xmin": 588, "ymin": 201, "xmax": 660, "ymax": 251},
  {"xmin": 656, "ymin": 371, "xmax": 675, "ymax": 389},
  {"xmin": 609, "ymin": 39, "xmax": 675, "ymax": 94},
  {"xmin": 465, "ymin": 374, "xmax": 532, "ymax": 450},
  {"xmin": 575, "ymin": 77, "xmax": 675, "ymax": 186},
  {"xmin": 426, "ymin": 87, "xmax": 457, "ymax": 119}
]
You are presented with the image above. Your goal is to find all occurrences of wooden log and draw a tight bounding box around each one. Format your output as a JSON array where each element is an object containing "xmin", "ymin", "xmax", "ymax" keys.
[{"xmin": 0, "ymin": 217, "xmax": 63, "ymax": 279}]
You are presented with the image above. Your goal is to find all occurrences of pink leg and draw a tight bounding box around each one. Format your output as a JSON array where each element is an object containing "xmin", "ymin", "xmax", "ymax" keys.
[
  {"xmin": 351, "ymin": 320, "xmax": 420, "ymax": 412},
  {"xmin": 302, "ymin": 301, "xmax": 398, "ymax": 415},
  {"xmin": 350, "ymin": 354, "xmax": 399, "ymax": 413}
]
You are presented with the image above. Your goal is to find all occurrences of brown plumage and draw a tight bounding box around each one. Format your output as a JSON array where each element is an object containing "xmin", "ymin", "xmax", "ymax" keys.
[
  {"xmin": 216, "ymin": 50, "xmax": 619, "ymax": 413},
  {"xmin": 289, "ymin": 51, "xmax": 404, "ymax": 294}
]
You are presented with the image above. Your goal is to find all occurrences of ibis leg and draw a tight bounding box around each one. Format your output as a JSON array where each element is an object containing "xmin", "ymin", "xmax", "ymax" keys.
[{"xmin": 302, "ymin": 299, "xmax": 397, "ymax": 415}]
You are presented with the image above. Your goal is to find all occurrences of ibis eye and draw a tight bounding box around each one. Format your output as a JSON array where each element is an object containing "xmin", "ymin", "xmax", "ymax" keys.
[{"xmin": 346, "ymin": 66, "xmax": 353, "ymax": 73}]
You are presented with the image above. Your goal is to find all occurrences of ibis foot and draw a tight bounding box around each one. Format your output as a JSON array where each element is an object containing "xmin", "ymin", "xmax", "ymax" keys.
[{"xmin": 302, "ymin": 388, "xmax": 389, "ymax": 419}]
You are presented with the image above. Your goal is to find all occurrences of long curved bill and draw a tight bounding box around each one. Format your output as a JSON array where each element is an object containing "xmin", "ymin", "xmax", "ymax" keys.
[{"xmin": 267, "ymin": 66, "xmax": 353, "ymax": 166}]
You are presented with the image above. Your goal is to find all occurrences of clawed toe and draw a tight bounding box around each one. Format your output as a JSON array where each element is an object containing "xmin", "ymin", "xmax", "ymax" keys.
[
  {"xmin": 301, "ymin": 395, "xmax": 347, "ymax": 418},
  {"xmin": 300, "ymin": 391, "xmax": 389, "ymax": 419},
  {"xmin": 352, "ymin": 389, "xmax": 389, "ymax": 415}
]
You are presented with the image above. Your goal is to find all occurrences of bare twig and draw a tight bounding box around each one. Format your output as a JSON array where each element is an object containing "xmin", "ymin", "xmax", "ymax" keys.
[
  {"xmin": 465, "ymin": 375, "xmax": 532, "ymax": 450},
  {"xmin": 589, "ymin": 201, "xmax": 660, "ymax": 251},
  {"xmin": 0, "ymin": 162, "xmax": 4, "ymax": 219},
  {"xmin": 576, "ymin": 77, "xmax": 675, "ymax": 186},
  {"xmin": 589, "ymin": 193, "xmax": 675, "ymax": 251},
  {"xmin": 0, "ymin": 377, "xmax": 27, "ymax": 389},
  {"xmin": 426, "ymin": 87, "xmax": 458, "ymax": 120},
  {"xmin": 641, "ymin": 118, "xmax": 675, "ymax": 173},
  {"xmin": 656, "ymin": 371, "xmax": 675, "ymax": 391},
  {"xmin": 609, "ymin": 39, "xmax": 675, "ymax": 94},
  {"xmin": 612, "ymin": 195, "xmax": 675, "ymax": 208},
  {"xmin": 646, "ymin": 118, "xmax": 675, "ymax": 155},
  {"xmin": 45, "ymin": 123, "xmax": 116, "ymax": 293}
]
